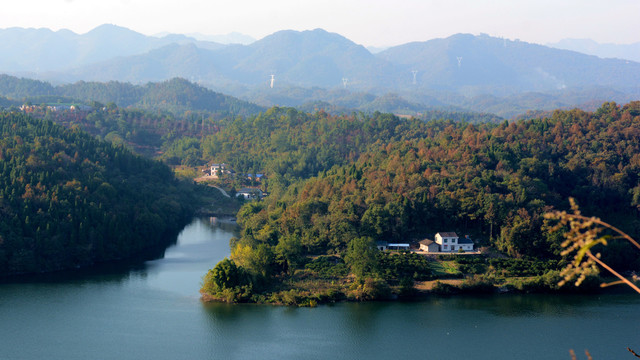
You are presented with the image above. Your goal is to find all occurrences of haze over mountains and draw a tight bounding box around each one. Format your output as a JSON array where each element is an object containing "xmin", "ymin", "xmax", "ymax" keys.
[
  {"xmin": 1, "ymin": 24, "xmax": 639, "ymax": 117},
  {"xmin": 548, "ymin": 39, "xmax": 640, "ymax": 63}
]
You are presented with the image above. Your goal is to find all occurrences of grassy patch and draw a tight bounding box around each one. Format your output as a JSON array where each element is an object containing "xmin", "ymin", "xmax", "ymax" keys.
[
  {"xmin": 430, "ymin": 260, "xmax": 462, "ymax": 278},
  {"xmin": 173, "ymin": 165, "xmax": 200, "ymax": 179}
]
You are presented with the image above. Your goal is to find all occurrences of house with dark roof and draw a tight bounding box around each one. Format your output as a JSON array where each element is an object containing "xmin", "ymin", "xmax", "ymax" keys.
[
  {"xmin": 419, "ymin": 232, "xmax": 474, "ymax": 253},
  {"xmin": 436, "ymin": 232, "xmax": 474, "ymax": 252}
]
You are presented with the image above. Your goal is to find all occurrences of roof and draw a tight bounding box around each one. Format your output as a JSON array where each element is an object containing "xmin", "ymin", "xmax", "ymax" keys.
[
  {"xmin": 387, "ymin": 243, "xmax": 410, "ymax": 247},
  {"xmin": 437, "ymin": 232, "xmax": 459, "ymax": 238},
  {"xmin": 458, "ymin": 236, "xmax": 474, "ymax": 244},
  {"xmin": 419, "ymin": 239, "xmax": 435, "ymax": 245}
]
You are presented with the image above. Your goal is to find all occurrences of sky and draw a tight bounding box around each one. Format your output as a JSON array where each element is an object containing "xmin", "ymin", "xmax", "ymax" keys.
[{"xmin": 1, "ymin": 0, "xmax": 639, "ymax": 47}]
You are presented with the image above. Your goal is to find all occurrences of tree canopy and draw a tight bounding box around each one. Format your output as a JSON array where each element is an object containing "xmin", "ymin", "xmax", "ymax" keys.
[{"xmin": 0, "ymin": 112, "xmax": 195, "ymax": 275}]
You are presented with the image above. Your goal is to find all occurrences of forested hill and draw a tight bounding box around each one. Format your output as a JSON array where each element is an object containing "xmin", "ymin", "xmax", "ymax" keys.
[
  {"xmin": 258, "ymin": 103, "xmax": 640, "ymax": 255},
  {"xmin": 0, "ymin": 112, "xmax": 195, "ymax": 276},
  {"xmin": 210, "ymin": 102, "xmax": 640, "ymax": 299},
  {"xmin": 195, "ymin": 107, "xmax": 428, "ymax": 184},
  {"xmin": 0, "ymin": 75, "xmax": 264, "ymax": 116}
]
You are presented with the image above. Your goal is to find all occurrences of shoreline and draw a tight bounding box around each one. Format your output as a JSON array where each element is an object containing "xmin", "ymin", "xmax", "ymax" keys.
[{"xmin": 199, "ymin": 273, "xmax": 612, "ymax": 307}]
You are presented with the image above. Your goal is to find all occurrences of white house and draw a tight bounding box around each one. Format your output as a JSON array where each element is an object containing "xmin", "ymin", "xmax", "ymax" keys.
[
  {"xmin": 435, "ymin": 232, "xmax": 474, "ymax": 252},
  {"xmin": 419, "ymin": 233, "xmax": 474, "ymax": 253},
  {"xmin": 210, "ymin": 163, "xmax": 232, "ymax": 178}
]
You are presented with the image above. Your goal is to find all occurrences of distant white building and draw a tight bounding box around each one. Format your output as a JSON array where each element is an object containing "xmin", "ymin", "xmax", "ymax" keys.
[
  {"xmin": 420, "ymin": 232, "xmax": 474, "ymax": 253},
  {"xmin": 376, "ymin": 241, "xmax": 410, "ymax": 251},
  {"xmin": 210, "ymin": 163, "xmax": 231, "ymax": 178},
  {"xmin": 387, "ymin": 243, "xmax": 410, "ymax": 251},
  {"xmin": 236, "ymin": 187, "xmax": 263, "ymax": 200},
  {"xmin": 435, "ymin": 232, "xmax": 474, "ymax": 252}
]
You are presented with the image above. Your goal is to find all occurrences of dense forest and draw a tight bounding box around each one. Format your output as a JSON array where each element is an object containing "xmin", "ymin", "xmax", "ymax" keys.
[
  {"xmin": 0, "ymin": 112, "xmax": 195, "ymax": 275},
  {"xmin": 201, "ymin": 101, "xmax": 640, "ymax": 303},
  {"xmin": 0, "ymin": 75, "xmax": 263, "ymax": 116},
  {"xmin": 21, "ymin": 102, "xmax": 223, "ymax": 158}
]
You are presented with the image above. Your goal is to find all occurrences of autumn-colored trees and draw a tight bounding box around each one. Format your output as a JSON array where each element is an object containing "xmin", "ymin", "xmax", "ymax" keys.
[{"xmin": 204, "ymin": 102, "xmax": 640, "ymax": 300}]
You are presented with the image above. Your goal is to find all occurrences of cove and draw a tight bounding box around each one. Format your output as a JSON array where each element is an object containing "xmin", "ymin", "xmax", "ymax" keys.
[{"xmin": 0, "ymin": 218, "xmax": 638, "ymax": 360}]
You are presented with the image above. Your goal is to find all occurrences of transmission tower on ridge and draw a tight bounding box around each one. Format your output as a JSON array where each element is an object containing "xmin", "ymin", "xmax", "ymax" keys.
[
  {"xmin": 411, "ymin": 70, "xmax": 418, "ymax": 85},
  {"xmin": 457, "ymin": 57, "xmax": 463, "ymax": 68},
  {"xmin": 342, "ymin": 78, "xmax": 348, "ymax": 89},
  {"xmin": 270, "ymin": 74, "xmax": 275, "ymax": 89}
]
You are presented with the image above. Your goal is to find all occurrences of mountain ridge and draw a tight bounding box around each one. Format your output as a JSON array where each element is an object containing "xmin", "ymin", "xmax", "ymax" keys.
[{"xmin": 1, "ymin": 25, "xmax": 639, "ymax": 117}]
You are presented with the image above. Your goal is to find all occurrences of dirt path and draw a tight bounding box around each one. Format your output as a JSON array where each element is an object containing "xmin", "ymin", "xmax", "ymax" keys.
[
  {"xmin": 414, "ymin": 279, "xmax": 465, "ymax": 291},
  {"xmin": 212, "ymin": 186, "xmax": 231, "ymax": 198},
  {"xmin": 193, "ymin": 176, "xmax": 231, "ymax": 198}
]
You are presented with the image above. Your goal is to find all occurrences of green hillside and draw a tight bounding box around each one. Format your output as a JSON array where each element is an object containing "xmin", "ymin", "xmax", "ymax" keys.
[
  {"xmin": 0, "ymin": 112, "xmax": 195, "ymax": 275},
  {"xmin": 201, "ymin": 101, "xmax": 640, "ymax": 303}
]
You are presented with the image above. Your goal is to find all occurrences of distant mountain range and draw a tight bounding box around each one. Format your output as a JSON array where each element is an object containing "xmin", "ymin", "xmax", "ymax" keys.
[
  {"xmin": 548, "ymin": 39, "xmax": 640, "ymax": 63},
  {"xmin": 1, "ymin": 25, "xmax": 639, "ymax": 117},
  {"xmin": 0, "ymin": 24, "xmax": 224, "ymax": 73}
]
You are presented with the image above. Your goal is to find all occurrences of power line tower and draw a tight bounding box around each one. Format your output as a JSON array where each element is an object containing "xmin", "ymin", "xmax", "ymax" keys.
[
  {"xmin": 342, "ymin": 78, "xmax": 348, "ymax": 89},
  {"xmin": 411, "ymin": 70, "xmax": 418, "ymax": 85},
  {"xmin": 270, "ymin": 74, "xmax": 275, "ymax": 88},
  {"xmin": 457, "ymin": 57, "xmax": 463, "ymax": 68}
]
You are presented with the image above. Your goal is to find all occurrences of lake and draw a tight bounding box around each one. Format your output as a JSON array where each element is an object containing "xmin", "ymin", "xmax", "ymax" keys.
[{"xmin": 0, "ymin": 218, "xmax": 639, "ymax": 360}]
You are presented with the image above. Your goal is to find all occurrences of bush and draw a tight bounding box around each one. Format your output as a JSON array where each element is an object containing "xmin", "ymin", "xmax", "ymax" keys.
[
  {"xmin": 348, "ymin": 277, "xmax": 391, "ymax": 301},
  {"xmin": 459, "ymin": 275, "xmax": 496, "ymax": 294},
  {"xmin": 430, "ymin": 281, "xmax": 459, "ymax": 295},
  {"xmin": 304, "ymin": 256, "xmax": 348, "ymax": 277},
  {"xmin": 201, "ymin": 258, "xmax": 254, "ymax": 302}
]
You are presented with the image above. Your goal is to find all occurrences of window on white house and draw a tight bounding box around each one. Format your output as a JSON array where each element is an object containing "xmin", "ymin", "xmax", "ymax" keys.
[{"xmin": 444, "ymin": 239, "xmax": 448, "ymax": 243}]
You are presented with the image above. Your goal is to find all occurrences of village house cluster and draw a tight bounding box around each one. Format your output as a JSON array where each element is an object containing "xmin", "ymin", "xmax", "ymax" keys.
[
  {"xmin": 377, "ymin": 232, "xmax": 475, "ymax": 254},
  {"xmin": 20, "ymin": 103, "xmax": 92, "ymax": 113},
  {"xmin": 203, "ymin": 163, "xmax": 266, "ymax": 200},
  {"xmin": 419, "ymin": 232, "xmax": 474, "ymax": 253}
]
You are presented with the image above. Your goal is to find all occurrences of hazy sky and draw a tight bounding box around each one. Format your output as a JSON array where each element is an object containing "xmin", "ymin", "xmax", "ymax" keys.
[{"xmin": 2, "ymin": 0, "xmax": 639, "ymax": 46}]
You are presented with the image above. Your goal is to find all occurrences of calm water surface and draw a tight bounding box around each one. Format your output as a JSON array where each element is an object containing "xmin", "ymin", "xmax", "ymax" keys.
[{"xmin": 1, "ymin": 218, "xmax": 639, "ymax": 360}]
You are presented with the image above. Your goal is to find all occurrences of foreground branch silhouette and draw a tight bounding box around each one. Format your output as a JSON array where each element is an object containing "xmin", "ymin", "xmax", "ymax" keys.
[
  {"xmin": 544, "ymin": 198, "xmax": 640, "ymax": 293},
  {"xmin": 545, "ymin": 198, "xmax": 640, "ymax": 358}
]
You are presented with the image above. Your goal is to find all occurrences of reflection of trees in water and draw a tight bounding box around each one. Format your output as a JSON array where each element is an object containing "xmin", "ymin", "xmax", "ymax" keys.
[
  {"xmin": 204, "ymin": 216, "xmax": 241, "ymax": 237},
  {"xmin": 1, "ymin": 217, "xmax": 238, "ymax": 287},
  {"xmin": 0, "ymin": 236, "xmax": 177, "ymax": 286},
  {"xmin": 0, "ymin": 220, "xmax": 198, "ymax": 286}
]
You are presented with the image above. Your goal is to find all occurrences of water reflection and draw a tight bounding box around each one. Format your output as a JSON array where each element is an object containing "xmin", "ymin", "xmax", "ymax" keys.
[
  {"xmin": 0, "ymin": 217, "xmax": 236, "ymax": 289},
  {"xmin": 2, "ymin": 217, "xmax": 639, "ymax": 360}
]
